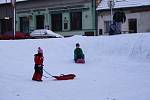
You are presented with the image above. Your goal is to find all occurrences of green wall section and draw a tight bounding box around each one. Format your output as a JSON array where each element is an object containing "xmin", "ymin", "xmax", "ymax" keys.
[{"xmin": 16, "ymin": 1, "xmax": 96, "ymax": 36}]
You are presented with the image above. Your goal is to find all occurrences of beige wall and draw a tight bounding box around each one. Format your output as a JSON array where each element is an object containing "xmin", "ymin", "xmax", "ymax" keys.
[{"xmin": 97, "ymin": 10, "xmax": 150, "ymax": 35}]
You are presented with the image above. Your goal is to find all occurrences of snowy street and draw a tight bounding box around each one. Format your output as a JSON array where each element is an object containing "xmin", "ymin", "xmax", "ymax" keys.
[{"xmin": 0, "ymin": 33, "xmax": 150, "ymax": 100}]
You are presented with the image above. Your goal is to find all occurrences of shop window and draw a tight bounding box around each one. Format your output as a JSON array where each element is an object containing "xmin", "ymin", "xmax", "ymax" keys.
[
  {"xmin": 51, "ymin": 13, "xmax": 62, "ymax": 31},
  {"xmin": 70, "ymin": 12, "xmax": 82, "ymax": 30}
]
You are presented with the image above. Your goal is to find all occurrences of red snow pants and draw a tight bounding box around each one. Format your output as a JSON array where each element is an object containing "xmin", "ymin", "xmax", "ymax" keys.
[{"xmin": 32, "ymin": 64, "xmax": 43, "ymax": 81}]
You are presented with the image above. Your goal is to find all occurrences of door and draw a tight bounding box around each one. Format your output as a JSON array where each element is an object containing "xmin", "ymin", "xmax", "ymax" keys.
[
  {"xmin": 70, "ymin": 12, "xmax": 82, "ymax": 30},
  {"xmin": 51, "ymin": 13, "xmax": 62, "ymax": 31},
  {"xmin": 128, "ymin": 19, "xmax": 137, "ymax": 33},
  {"xmin": 20, "ymin": 17, "xmax": 29, "ymax": 33},
  {"xmin": 36, "ymin": 15, "xmax": 44, "ymax": 29},
  {"xmin": 1, "ymin": 19, "xmax": 12, "ymax": 34}
]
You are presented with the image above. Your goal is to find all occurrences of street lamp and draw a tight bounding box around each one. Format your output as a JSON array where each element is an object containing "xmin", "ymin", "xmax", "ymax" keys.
[{"xmin": 107, "ymin": 0, "xmax": 115, "ymax": 24}]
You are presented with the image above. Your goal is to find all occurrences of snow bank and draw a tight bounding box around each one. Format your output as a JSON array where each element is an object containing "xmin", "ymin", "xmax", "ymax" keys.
[
  {"xmin": 128, "ymin": 33, "xmax": 150, "ymax": 62},
  {"xmin": 0, "ymin": 33, "xmax": 150, "ymax": 100},
  {"xmin": 0, "ymin": 33, "xmax": 150, "ymax": 63},
  {"xmin": 71, "ymin": 33, "xmax": 150, "ymax": 62}
]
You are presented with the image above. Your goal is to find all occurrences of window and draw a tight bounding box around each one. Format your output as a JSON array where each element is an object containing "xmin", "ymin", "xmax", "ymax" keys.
[
  {"xmin": 51, "ymin": 13, "xmax": 62, "ymax": 31},
  {"xmin": 128, "ymin": 19, "xmax": 137, "ymax": 33},
  {"xmin": 64, "ymin": 23, "xmax": 68, "ymax": 29},
  {"xmin": 63, "ymin": 17, "xmax": 68, "ymax": 30},
  {"xmin": 70, "ymin": 12, "xmax": 82, "ymax": 30},
  {"xmin": 104, "ymin": 21, "xmax": 111, "ymax": 33}
]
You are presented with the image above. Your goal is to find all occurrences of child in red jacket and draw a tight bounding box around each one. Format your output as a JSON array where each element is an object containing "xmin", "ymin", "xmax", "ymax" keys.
[{"xmin": 32, "ymin": 47, "xmax": 44, "ymax": 81}]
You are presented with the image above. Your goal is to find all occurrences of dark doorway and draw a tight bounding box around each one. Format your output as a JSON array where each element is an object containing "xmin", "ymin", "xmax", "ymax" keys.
[
  {"xmin": 20, "ymin": 17, "xmax": 29, "ymax": 33},
  {"xmin": 36, "ymin": 15, "xmax": 44, "ymax": 29},
  {"xmin": 1, "ymin": 19, "xmax": 12, "ymax": 34},
  {"xmin": 128, "ymin": 19, "xmax": 137, "ymax": 33},
  {"xmin": 70, "ymin": 12, "xmax": 82, "ymax": 30},
  {"xmin": 51, "ymin": 13, "xmax": 62, "ymax": 31}
]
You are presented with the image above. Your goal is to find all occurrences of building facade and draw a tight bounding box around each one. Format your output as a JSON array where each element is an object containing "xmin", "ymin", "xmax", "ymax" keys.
[
  {"xmin": 97, "ymin": 0, "xmax": 150, "ymax": 35},
  {"xmin": 0, "ymin": 3, "xmax": 13, "ymax": 34},
  {"xmin": 15, "ymin": 0, "xmax": 97, "ymax": 36}
]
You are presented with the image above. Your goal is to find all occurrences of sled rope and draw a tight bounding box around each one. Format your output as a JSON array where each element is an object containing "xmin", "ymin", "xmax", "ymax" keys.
[
  {"xmin": 43, "ymin": 69, "xmax": 54, "ymax": 77},
  {"xmin": 42, "ymin": 74, "xmax": 49, "ymax": 78}
]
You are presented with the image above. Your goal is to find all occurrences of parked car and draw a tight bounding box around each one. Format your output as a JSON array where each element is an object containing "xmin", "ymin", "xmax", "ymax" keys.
[
  {"xmin": 0, "ymin": 32, "xmax": 30, "ymax": 40},
  {"xmin": 30, "ymin": 29, "xmax": 64, "ymax": 39}
]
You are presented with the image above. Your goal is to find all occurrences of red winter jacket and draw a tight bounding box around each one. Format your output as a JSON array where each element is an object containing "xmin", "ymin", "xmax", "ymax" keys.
[{"xmin": 34, "ymin": 54, "xmax": 44, "ymax": 65}]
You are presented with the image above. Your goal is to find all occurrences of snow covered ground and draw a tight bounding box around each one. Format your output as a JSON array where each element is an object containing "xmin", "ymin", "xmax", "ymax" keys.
[{"xmin": 0, "ymin": 33, "xmax": 150, "ymax": 100}]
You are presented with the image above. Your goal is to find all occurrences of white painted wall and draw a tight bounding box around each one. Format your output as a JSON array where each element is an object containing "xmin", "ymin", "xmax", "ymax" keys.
[
  {"xmin": 138, "ymin": 11, "xmax": 150, "ymax": 32},
  {"xmin": 97, "ymin": 10, "xmax": 150, "ymax": 35}
]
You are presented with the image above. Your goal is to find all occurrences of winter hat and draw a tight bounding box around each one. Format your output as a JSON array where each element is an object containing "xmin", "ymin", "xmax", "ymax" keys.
[
  {"xmin": 76, "ymin": 43, "xmax": 80, "ymax": 47},
  {"xmin": 38, "ymin": 47, "xmax": 43, "ymax": 54}
]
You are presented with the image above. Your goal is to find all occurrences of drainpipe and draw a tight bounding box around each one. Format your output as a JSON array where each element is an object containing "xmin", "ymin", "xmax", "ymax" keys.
[
  {"xmin": 13, "ymin": 6, "xmax": 16, "ymax": 39},
  {"xmin": 92, "ymin": 0, "xmax": 97, "ymax": 36},
  {"xmin": 95, "ymin": 0, "xmax": 98, "ymax": 36}
]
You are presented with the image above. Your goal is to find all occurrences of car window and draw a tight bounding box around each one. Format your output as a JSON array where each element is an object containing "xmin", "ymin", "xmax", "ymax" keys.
[{"xmin": 44, "ymin": 32, "xmax": 47, "ymax": 35}]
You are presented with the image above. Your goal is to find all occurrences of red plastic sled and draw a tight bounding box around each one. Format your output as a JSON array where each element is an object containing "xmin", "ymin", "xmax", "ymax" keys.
[
  {"xmin": 76, "ymin": 59, "xmax": 85, "ymax": 64},
  {"xmin": 53, "ymin": 74, "xmax": 76, "ymax": 80}
]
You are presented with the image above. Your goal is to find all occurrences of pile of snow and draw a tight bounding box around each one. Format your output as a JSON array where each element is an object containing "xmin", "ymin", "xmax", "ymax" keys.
[
  {"xmin": 129, "ymin": 33, "xmax": 150, "ymax": 61},
  {"xmin": 71, "ymin": 33, "xmax": 150, "ymax": 62},
  {"xmin": 0, "ymin": 33, "xmax": 150, "ymax": 100}
]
